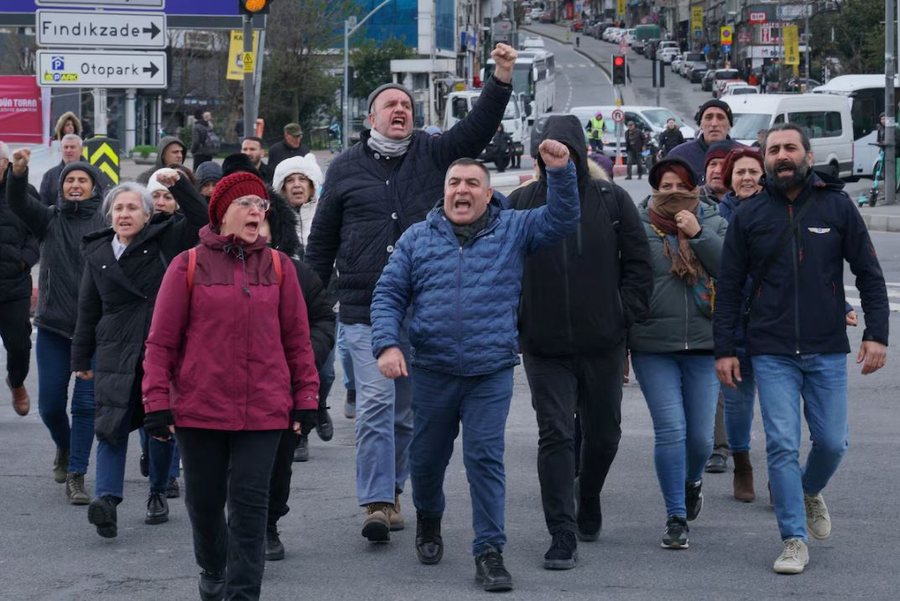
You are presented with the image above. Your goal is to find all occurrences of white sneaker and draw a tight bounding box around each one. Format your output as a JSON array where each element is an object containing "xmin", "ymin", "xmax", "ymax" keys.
[
  {"xmin": 804, "ymin": 493, "xmax": 832, "ymax": 539},
  {"xmin": 773, "ymin": 538, "xmax": 809, "ymax": 574}
]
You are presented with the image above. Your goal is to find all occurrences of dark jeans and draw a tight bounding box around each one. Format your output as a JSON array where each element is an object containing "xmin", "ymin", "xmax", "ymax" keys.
[
  {"xmin": 626, "ymin": 149, "xmax": 643, "ymax": 177},
  {"xmin": 140, "ymin": 428, "xmax": 182, "ymax": 481},
  {"xmin": 523, "ymin": 345, "xmax": 625, "ymax": 535},
  {"xmin": 268, "ymin": 429, "xmax": 299, "ymax": 528},
  {"xmin": 36, "ymin": 328, "xmax": 95, "ymax": 473},
  {"xmin": 410, "ymin": 366, "xmax": 513, "ymax": 556},
  {"xmin": 0, "ymin": 296, "xmax": 31, "ymax": 388},
  {"xmin": 177, "ymin": 428, "xmax": 281, "ymax": 601}
]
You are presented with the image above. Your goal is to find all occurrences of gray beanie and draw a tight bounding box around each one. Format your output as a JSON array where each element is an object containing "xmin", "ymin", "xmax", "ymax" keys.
[{"xmin": 367, "ymin": 83, "xmax": 415, "ymax": 115}]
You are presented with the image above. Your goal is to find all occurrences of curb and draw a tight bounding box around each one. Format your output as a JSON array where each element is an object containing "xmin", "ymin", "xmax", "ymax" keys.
[{"xmin": 860, "ymin": 212, "xmax": 900, "ymax": 233}]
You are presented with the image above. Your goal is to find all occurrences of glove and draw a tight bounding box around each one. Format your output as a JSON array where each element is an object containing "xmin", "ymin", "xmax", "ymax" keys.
[
  {"xmin": 144, "ymin": 410, "xmax": 174, "ymax": 440},
  {"xmin": 292, "ymin": 409, "xmax": 318, "ymax": 436}
]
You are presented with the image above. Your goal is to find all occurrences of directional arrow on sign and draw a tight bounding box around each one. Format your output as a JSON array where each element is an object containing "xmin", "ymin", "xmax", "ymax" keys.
[
  {"xmin": 36, "ymin": 50, "xmax": 168, "ymax": 89},
  {"xmin": 143, "ymin": 22, "xmax": 161, "ymax": 39},
  {"xmin": 142, "ymin": 62, "xmax": 160, "ymax": 78}
]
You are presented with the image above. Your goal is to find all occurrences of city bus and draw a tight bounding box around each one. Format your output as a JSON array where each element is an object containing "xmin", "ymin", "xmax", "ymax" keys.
[
  {"xmin": 483, "ymin": 50, "xmax": 555, "ymax": 122},
  {"xmin": 813, "ymin": 74, "xmax": 899, "ymax": 179}
]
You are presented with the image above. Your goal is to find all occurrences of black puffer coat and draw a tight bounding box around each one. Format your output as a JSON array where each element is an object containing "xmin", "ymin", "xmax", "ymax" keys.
[
  {"xmin": 71, "ymin": 209, "xmax": 206, "ymax": 442},
  {"xmin": 305, "ymin": 76, "xmax": 512, "ymax": 325},
  {"xmin": 265, "ymin": 189, "xmax": 335, "ymax": 369},
  {"xmin": 0, "ymin": 174, "xmax": 40, "ymax": 303},
  {"xmin": 7, "ymin": 169, "xmax": 105, "ymax": 338}
]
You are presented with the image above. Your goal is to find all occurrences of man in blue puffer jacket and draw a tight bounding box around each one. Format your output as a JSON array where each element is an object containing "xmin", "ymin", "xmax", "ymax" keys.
[{"xmin": 370, "ymin": 141, "xmax": 579, "ymax": 592}]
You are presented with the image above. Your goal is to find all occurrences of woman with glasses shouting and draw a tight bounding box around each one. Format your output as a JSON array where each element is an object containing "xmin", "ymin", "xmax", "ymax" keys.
[{"xmin": 142, "ymin": 171, "xmax": 320, "ymax": 600}]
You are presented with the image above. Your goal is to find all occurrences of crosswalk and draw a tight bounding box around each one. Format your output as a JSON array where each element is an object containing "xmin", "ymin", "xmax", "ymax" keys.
[
  {"xmin": 563, "ymin": 63, "xmax": 592, "ymax": 69},
  {"xmin": 845, "ymin": 283, "xmax": 900, "ymax": 312}
]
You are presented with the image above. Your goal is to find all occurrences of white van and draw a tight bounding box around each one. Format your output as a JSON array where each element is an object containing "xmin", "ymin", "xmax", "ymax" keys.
[
  {"xmin": 569, "ymin": 105, "xmax": 696, "ymax": 157},
  {"xmin": 443, "ymin": 90, "xmax": 525, "ymax": 154},
  {"xmin": 723, "ymin": 94, "xmax": 854, "ymax": 179}
]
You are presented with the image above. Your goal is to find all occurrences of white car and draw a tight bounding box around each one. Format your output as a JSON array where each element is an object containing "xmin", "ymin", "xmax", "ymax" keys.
[
  {"xmin": 671, "ymin": 54, "xmax": 685, "ymax": 73},
  {"xmin": 530, "ymin": 8, "xmax": 544, "ymax": 20},
  {"xmin": 721, "ymin": 82, "xmax": 760, "ymax": 96},
  {"xmin": 521, "ymin": 36, "xmax": 545, "ymax": 50},
  {"xmin": 658, "ymin": 47, "xmax": 679, "ymax": 64},
  {"xmin": 569, "ymin": 104, "xmax": 697, "ymax": 157},
  {"xmin": 604, "ymin": 27, "xmax": 622, "ymax": 42}
]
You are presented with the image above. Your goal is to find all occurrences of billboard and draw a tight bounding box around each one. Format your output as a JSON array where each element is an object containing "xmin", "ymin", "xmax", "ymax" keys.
[{"xmin": 0, "ymin": 76, "xmax": 44, "ymax": 144}]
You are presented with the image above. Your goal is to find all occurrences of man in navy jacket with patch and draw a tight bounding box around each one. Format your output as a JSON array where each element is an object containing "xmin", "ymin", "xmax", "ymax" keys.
[
  {"xmin": 370, "ymin": 141, "xmax": 580, "ymax": 592},
  {"xmin": 714, "ymin": 123, "xmax": 888, "ymax": 576}
]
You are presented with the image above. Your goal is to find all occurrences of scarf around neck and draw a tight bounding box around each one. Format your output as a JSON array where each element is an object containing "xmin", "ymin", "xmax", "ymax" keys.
[
  {"xmin": 367, "ymin": 129, "xmax": 412, "ymax": 158},
  {"xmin": 648, "ymin": 189, "xmax": 705, "ymax": 284}
]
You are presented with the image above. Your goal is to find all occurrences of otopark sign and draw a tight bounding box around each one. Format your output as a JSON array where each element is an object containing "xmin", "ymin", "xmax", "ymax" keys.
[{"xmin": 36, "ymin": 50, "xmax": 167, "ymax": 88}]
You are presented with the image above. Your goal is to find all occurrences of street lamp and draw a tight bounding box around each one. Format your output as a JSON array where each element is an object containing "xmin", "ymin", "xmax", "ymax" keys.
[{"xmin": 343, "ymin": 0, "xmax": 395, "ymax": 150}]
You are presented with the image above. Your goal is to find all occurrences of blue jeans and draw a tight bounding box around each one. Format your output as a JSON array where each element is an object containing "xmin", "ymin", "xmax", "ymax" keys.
[
  {"xmin": 337, "ymin": 321, "xmax": 355, "ymax": 390},
  {"xmin": 318, "ymin": 347, "xmax": 336, "ymax": 407},
  {"xmin": 140, "ymin": 428, "xmax": 181, "ymax": 481},
  {"xmin": 35, "ymin": 328, "xmax": 95, "ymax": 474},
  {"xmin": 411, "ymin": 366, "xmax": 513, "ymax": 556},
  {"xmin": 342, "ymin": 322, "xmax": 413, "ymax": 505},
  {"xmin": 631, "ymin": 352, "xmax": 720, "ymax": 518},
  {"xmin": 723, "ymin": 356, "xmax": 757, "ymax": 453},
  {"xmin": 752, "ymin": 353, "xmax": 848, "ymax": 541}
]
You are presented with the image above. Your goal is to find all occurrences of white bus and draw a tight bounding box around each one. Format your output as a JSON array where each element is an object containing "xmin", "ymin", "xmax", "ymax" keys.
[
  {"xmin": 484, "ymin": 50, "xmax": 555, "ymax": 122},
  {"xmin": 813, "ymin": 74, "xmax": 899, "ymax": 179}
]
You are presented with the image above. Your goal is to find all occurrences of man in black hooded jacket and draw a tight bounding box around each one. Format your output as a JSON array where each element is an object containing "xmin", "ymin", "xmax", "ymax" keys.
[{"xmin": 508, "ymin": 114, "xmax": 653, "ymax": 570}]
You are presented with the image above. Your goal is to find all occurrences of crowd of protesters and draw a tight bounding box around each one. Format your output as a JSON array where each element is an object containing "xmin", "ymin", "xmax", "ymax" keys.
[{"xmin": 0, "ymin": 42, "xmax": 891, "ymax": 599}]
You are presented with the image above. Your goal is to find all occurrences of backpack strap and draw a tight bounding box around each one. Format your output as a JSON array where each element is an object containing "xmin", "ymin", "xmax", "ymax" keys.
[
  {"xmin": 186, "ymin": 247, "xmax": 197, "ymax": 290},
  {"xmin": 270, "ymin": 248, "xmax": 283, "ymax": 286}
]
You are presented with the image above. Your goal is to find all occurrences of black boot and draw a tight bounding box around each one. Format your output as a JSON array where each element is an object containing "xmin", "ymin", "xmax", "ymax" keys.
[
  {"xmin": 316, "ymin": 405, "xmax": 334, "ymax": 442},
  {"xmin": 198, "ymin": 570, "xmax": 225, "ymax": 601},
  {"xmin": 415, "ymin": 513, "xmax": 443, "ymax": 565},
  {"xmin": 88, "ymin": 496, "xmax": 118, "ymax": 539},
  {"xmin": 576, "ymin": 494, "xmax": 601, "ymax": 542},
  {"xmin": 293, "ymin": 435, "xmax": 309, "ymax": 462},
  {"xmin": 145, "ymin": 491, "xmax": 169, "ymax": 525},
  {"xmin": 474, "ymin": 544, "xmax": 513, "ymax": 592},
  {"xmin": 266, "ymin": 524, "xmax": 285, "ymax": 561}
]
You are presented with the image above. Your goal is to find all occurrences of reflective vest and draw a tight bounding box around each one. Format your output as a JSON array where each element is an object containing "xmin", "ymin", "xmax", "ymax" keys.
[{"xmin": 589, "ymin": 117, "xmax": 605, "ymax": 140}]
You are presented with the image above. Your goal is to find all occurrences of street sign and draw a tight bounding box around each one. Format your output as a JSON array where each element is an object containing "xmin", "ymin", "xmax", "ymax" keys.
[
  {"xmin": 37, "ymin": 10, "xmax": 167, "ymax": 49},
  {"xmin": 612, "ymin": 109, "xmax": 625, "ymax": 123},
  {"xmin": 720, "ymin": 25, "xmax": 733, "ymax": 46},
  {"xmin": 82, "ymin": 137, "xmax": 121, "ymax": 187},
  {"xmin": 749, "ymin": 11, "xmax": 767, "ymax": 25},
  {"xmin": 36, "ymin": 50, "xmax": 167, "ymax": 88},
  {"xmin": 35, "ymin": 0, "xmax": 164, "ymax": 6},
  {"xmin": 783, "ymin": 25, "xmax": 800, "ymax": 65},
  {"xmin": 242, "ymin": 52, "xmax": 254, "ymax": 73},
  {"xmin": 691, "ymin": 6, "xmax": 703, "ymax": 34}
]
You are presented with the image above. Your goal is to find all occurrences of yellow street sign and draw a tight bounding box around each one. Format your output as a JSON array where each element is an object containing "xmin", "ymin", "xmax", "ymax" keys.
[
  {"xmin": 242, "ymin": 51, "xmax": 254, "ymax": 73},
  {"xmin": 691, "ymin": 6, "xmax": 703, "ymax": 33},
  {"xmin": 83, "ymin": 138, "xmax": 120, "ymax": 187},
  {"xmin": 720, "ymin": 25, "xmax": 734, "ymax": 46},
  {"xmin": 783, "ymin": 25, "xmax": 800, "ymax": 65},
  {"xmin": 617, "ymin": 0, "xmax": 625, "ymax": 17},
  {"xmin": 227, "ymin": 30, "xmax": 260, "ymax": 81}
]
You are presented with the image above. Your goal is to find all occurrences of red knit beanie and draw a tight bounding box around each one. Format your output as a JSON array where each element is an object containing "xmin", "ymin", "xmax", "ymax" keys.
[{"xmin": 208, "ymin": 171, "xmax": 269, "ymax": 228}]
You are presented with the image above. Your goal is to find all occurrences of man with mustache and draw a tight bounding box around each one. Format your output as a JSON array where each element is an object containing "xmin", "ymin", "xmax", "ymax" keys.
[
  {"xmin": 305, "ymin": 42, "xmax": 518, "ymax": 544},
  {"xmin": 713, "ymin": 123, "xmax": 889, "ymax": 575},
  {"xmin": 667, "ymin": 99, "xmax": 736, "ymax": 182}
]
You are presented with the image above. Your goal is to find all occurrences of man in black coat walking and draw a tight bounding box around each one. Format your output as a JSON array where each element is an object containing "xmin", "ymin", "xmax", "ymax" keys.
[
  {"xmin": 508, "ymin": 116, "xmax": 653, "ymax": 570},
  {"xmin": 0, "ymin": 141, "xmax": 40, "ymax": 416},
  {"xmin": 305, "ymin": 42, "xmax": 517, "ymax": 547}
]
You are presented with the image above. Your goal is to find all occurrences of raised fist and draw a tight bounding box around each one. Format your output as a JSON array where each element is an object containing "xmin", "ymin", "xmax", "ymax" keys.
[
  {"xmin": 538, "ymin": 139, "xmax": 570, "ymax": 169},
  {"xmin": 154, "ymin": 168, "xmax": 181, "ymax": 188},
  {"xmin": 11, "ymin": 148, "xmax": 30, "ymax": 177}
]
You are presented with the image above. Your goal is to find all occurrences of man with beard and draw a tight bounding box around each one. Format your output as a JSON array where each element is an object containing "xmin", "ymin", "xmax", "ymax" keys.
[
  {"xmin": 713, "ymin": 123, "xmax": 889, "ymax": 575},
  {"xmin": 241, "ymin": 136, "xmax": 272, "ymax": 184}
]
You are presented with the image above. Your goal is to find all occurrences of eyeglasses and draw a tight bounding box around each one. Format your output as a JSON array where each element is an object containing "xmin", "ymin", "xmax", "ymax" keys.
[{"xmin": 231, "ymin": 197, "xmax": 270, "ymax": 211}]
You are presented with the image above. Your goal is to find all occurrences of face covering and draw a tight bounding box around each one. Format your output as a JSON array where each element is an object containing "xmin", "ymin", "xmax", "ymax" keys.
[{"xmin": 367, "ymin": 128, "xmax": 412, "ymax": 158}]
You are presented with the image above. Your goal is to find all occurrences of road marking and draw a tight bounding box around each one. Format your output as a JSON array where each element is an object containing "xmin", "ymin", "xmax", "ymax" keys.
[{"xmin": 561, "ymin": 70, "xmax": 574, "ymax": 112}]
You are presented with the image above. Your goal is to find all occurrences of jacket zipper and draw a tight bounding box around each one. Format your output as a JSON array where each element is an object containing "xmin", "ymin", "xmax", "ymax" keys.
[
  {"xmin": 789, "ymin": 204, "xmax": 801, "ymax": 355},
  {"xmin": 456, "ymin": 245, "xmax": 464, "ymax": 375},
  {"xmin": 683, "ymin": 282, "xmax": 690, "ymax": 350}
]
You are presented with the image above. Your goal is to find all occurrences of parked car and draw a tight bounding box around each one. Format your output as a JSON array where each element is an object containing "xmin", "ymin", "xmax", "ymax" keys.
[
  {"xmin": 570, "ymin": 20, "xmax": 584, "ymax": 32},
  {"xmin": 721, "ymin": 82, "xmax": 760, "ymax": 96},
  {"xmin": 569, "ymin": 104, "xmax": 697, "ymax": 158},
  {"xmin": 783, "ymin": 77, "xmax": 822, "ymax": 93},
  {"xmin": 690, "ymin": 65, "xmax": 708, "ymax": 84},
  {"xmin": 521, "ymin": 36, "xmax": 545, "ymax": 50},
  {"xmin": 671, "ymin": 54, "xmax": 685, "ymax": 73},
  {"xmin": 539, "ymin": 12, "xmax": 556, "ymax": 23},
  {"xmin": 659, "ymin": 47, "xmax": 680, "ymax": 64},
  {"xmin": 604, "ymin": 27, "xmax": 623, "ymax": 42},
  {"xmin": 709, "ymin": 68, "xmax": 742, "ymax": 96}
]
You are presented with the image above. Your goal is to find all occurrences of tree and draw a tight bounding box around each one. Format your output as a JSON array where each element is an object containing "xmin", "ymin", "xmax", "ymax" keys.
[
  {"xmin": 811, "ymin": 0, "xmax": 886, "ymax": 74},
  {"xmin": 349, "ymin": 37, "xmax": 415, "ymax": 100},
  {"xmin": 259, "ymin": 0, "xmax": 354, "ymax": 140}
]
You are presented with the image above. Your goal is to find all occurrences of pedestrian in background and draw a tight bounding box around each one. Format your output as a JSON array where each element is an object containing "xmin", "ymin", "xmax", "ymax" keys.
[
  {"xmin": 54, "ymin": 111, "xmax": 82, "ymax": 141},
  {"xmin": 628, "ymin": 158, "xmax": 727, "ymax": 550},
  {"xmin": 0, "ymin": 141, "xmax": 39, "ymax": 418},
  {"xmin": 268, "ymin": 123, "xmax": 309, "ymax": 170},
  {"xmin": 667, "ymin": 99, "xmax": 736, "ymax": 181},
  {"xmin": 657, "ymin": 118, "xmax": 685, "ymax": 158},
  {"xmin": 624, "ymin": 121, "xmax": 644, "ymax": 180},
  {"xmin": 194, "ymin": 161, "xmax": 223, "ymax": 201},
  {"xmin": 142, "ymin": 171, "xmax": 319, "ymax": 600},
  {"xmin": 509, "ymin": 115, "xmax": 652, "ymax": 570},
  {"xmin": 371, "ymin": 141, "xmax": 580, "ymax": 591},
  {"xmin": 305, "ymin": 42, "xmax": 518, "ymax": 544},
  {"xmin": 714, "ymin": 124, "xmax": 889, "ymax": 574},
  {"xmin": 190, "ymin": 110, "xmax": 218, "ymax": 170},
  {"xmin": 73, "ymin": 176, "xmax": 206, "ymax": 539},
  {"xmin": 7, "ymin": 150, "xmax": 105, "ymax": 505},
  {"xmin": 136, "ymin": 136, "xmax": 186, "ymax": 185}
]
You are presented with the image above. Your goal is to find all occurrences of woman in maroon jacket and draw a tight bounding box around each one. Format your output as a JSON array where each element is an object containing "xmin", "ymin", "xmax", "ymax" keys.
[{"xmin": 142, "ymin": 171, "xmax": 319, "ymax": 601}]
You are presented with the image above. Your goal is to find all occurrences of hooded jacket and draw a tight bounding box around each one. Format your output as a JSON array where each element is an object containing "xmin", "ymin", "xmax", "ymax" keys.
[
  {"xmin": 142, "ymin": 226, "xmax": 320, "ymax": 430},
  {"xmin": 54, "ymin": 111, "xmax": 82, "ymax": 140},
  {"xmin": 371, "ymin": 162, "xmax": 580, "ymax": 376},
  {"xmin": 137, "ymin": 136, "xmax": 187, "ymax": 184},
  {"xmin": 627, "ymin": 194, "xmax": 729, "ymax": 353},
  {"xmin": 6, "ymin": 166, "xmax": 105, "ymax": 338},
  {"xmin": 0, "ymin": 172, "xmax": 40, "ymax": 303},
  {"xmin": 306, "ymin": 75, "xmax": 512, "ymax": 326},
  {"xmin": 714, "ymin": 171, "xmax": 889, "ymax": 358},
  {"xmin": 509, "ymin": 114, "xmax": 653, "ymax": 356}
]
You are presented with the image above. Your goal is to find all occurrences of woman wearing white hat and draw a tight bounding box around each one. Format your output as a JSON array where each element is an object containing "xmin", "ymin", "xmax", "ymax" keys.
[{"xmin": 272, "ymin": 154, "xmax": 323, "ymax": 259}]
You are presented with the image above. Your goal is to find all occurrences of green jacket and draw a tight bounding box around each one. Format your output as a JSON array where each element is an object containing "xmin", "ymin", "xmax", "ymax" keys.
[{"xmin": 627, "ymin": 197, "xmax": 728, "ymax": 353}]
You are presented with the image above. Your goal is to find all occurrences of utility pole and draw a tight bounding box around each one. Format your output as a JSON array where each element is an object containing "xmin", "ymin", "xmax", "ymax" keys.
[
  {"xmin": 804, "ymin": 2, "xmax": 810, "ymax": 86},
  {"xmin": 242, "ymin": 13, "xmax": 255, "ymax": 139},
  {"xmin": 886, "ymin": 0, "xmax": 897, "ymax": 205}
]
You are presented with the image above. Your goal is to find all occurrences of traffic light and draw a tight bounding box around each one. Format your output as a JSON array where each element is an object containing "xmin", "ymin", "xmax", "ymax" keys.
[
  {"xmin": 612, "ymin": 55, "xmax": 626, "ymax": 86},
  {"xmin": 239, "ymin": 0, "xmax": 272, "ymax": 14}
]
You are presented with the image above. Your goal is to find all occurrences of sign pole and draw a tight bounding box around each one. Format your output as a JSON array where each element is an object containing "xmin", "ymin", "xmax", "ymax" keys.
[
  {"xmin": 242, "ymin": 13, "xmax": 254, "ymax": 141},
  {"xmin": 886, "ymin": 0, "xmax": 896, "ymax": 205}
]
